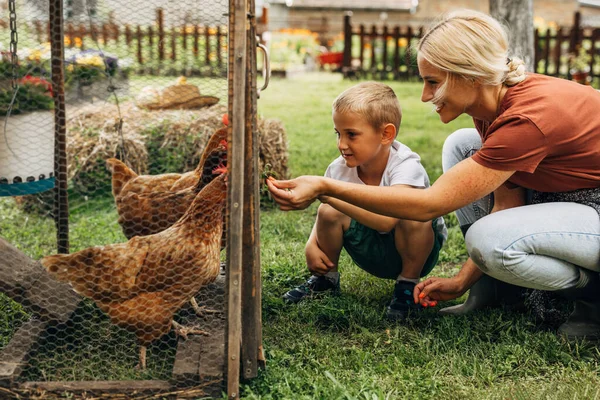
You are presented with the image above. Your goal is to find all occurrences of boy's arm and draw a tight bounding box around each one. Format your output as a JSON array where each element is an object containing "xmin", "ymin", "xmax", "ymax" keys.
[{"xmin": 322, "ymin": 184, "xmax": 418, "ymax": 232}]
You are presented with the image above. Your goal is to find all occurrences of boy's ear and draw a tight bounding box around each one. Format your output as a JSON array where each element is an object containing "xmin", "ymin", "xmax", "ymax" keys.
[{"xmin": 381, "ymin": 123, "xmax": 396, "ymax": 144}]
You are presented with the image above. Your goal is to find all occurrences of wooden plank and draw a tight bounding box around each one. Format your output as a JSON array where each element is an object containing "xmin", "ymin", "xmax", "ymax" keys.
[
  {"xmin": 241, "ymin": 5, "xmax": 261, "ymax": 379},
  {"xmin": 172, "ymin": 275, "xmax": 226, "ymax": 389},
  {"xmin": 0, "ymin": 238, "xmax": 43, "ymax": 296},
  {"xmin": 19, "ymin": 380, "xmax": 173, "ymax": 394},
  {"xmin": 0, "ymin": 238, "xmax": 80, "ymax": 321},
  {"xmin": 227, "ymin": 0, "xmax": 248, "ymax": 397},
  {"xmin": 0, "ymin": 318, "xmax": 48, "ymax": 386}
]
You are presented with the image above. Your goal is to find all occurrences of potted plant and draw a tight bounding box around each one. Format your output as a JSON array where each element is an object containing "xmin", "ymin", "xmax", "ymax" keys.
[
  {"xmin": 0, "ymin": 71, "xmax": 55, "ymax": 196},
  {"xmin": 569, "ymin": 46, "xmax": 592, "ymax": 85}
]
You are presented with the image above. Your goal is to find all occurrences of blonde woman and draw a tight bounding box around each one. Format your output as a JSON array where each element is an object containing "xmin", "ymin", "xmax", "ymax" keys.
[{"xmin": 267, "ymin": 9, "xmax": 600, "ymax": 339}]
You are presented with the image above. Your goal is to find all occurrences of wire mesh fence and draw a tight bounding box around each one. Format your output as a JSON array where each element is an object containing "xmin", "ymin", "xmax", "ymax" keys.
[{"xmin": 0, "ymin": 0, "xmax": 243, "ymax": 395}]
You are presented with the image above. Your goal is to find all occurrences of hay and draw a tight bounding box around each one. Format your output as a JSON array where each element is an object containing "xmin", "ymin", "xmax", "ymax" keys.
[{"xmin": 14, "ymin": 101, "xmax": 289, "ymax": 213}]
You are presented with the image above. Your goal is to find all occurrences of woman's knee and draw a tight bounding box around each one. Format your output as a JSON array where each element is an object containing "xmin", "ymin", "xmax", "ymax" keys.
[
  {"xmin": 442, "ymin": 128, "xmax": 481, "ymax": 172},
  {"xmin": 464, "ymin": 218, "xmax": 506, "ymax": 274}
]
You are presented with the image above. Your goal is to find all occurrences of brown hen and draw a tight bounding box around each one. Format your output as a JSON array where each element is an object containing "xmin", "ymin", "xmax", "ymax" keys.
[
  {"xmin": 41, "ymin": 171, "xmax": 228, "ymax": 369},
  {"xmin": 106, "ymin": 127, "xmax": 227, "ymax": 200},
  {"xmin": 114, "ymin": 147, "xmax": 227, "ymax": 239}
]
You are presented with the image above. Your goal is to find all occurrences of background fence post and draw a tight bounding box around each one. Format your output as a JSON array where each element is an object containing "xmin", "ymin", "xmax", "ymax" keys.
[{"xmin": 342, "ymin": 12, "xmax": 352, "ymax": 78}]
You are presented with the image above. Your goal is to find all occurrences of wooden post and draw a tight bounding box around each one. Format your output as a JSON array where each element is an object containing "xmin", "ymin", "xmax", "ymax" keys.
[
  {"xmin": 148, "ymin": 26, "xmax": 154, "ymax": 61},
  {"xmin": 194, "ymin": 25, "xmax": 200, "ymax": 58},
  {"xmin": 555, "ymin": 28, "xmax": 563, "ymax": 77},
  {"xmin": 370, "ymin": 24, "xmax": 377, "ymax": 72},
  {"xmin": 382, "ymin": 25, "xmax": 388, "ymax": 79},
  {"xmin": 113, "ymin": 24, "xmax": 120, "ymax": 44},
  {"xmin": 67, "ymin": 23, "xmax": 74, "ymax": 48},
  {"xmin": 101, "ymin": 23, "xmax": 108, "ymax": 45},
  {"xmin": 241, "ymin": 0, "xmax": 264, "ymax": 380},
  {"xmin": 205, "ymin": 25, "xmax": 211, "ymax": 66},
  {"xmin": 125, "ymin": 25, "xmax": 132, "ymax": 46},
  {"xmin": 543, "ymin": 28, "xmax": 551, "ymax": 75},
  {"xmin": 227, "ymin": 0, "xmax": 247, "ymax": 397},
  {"xmin": 405, "ymin": 26, "xmax": 413, "ymax": 79},
  {"xmin": 49, "ymin": 0, "xmax": 69, "ymax": 254},
  {"xmin": 393, "ymin": 26, "xmax": 400, "ymax": 80},
  {"xmin": 182, "ymin": 24, "xmax": 188, "ymax": 50},
  {"xmin": 171, "ymin": 27, "xmax": 177, "ymax": 61},
  {"xmin": 157, "ymin": 8, "xmax": 165, "ymax": 61},
  {"xmin": 534, "ymin": 28, "xmax": 540, "ymax": 73},
  {"xmin": 359, "ymin": 24, "xmax": 365, "ymax": 72},
  {"xmin": 136, "ymin": 26, "xmax": 143, "ymax": 64},
  {"xmin": 342, "ymin": 12, "xmax": 352, "ymax": 77},
  {"xmin": 570, "ymin": 11, "xmax": 581, "ymax": 53},
  {"xmin": 217, "ymin": 25, "xmax": 223, "ymax": 68},
  {"xmin": 78, "ymin": 23, "xmax": 86, "ymax": 50}
]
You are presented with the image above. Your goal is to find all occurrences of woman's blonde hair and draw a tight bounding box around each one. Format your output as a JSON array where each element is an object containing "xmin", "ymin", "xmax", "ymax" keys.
[
  {"xmin": 417, "ymin": 9, "xmax": 526, "ymax": 104},
  {"xmin": 332, "ymin": 81, "xmax": 402, "ymax": 135}
]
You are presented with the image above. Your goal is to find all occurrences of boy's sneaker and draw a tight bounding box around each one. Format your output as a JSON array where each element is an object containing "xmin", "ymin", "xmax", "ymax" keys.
[
  {"xmin": 283, "ymin": 275, "xmax": 340, "ymax": 303},
  {"xmin": 386, "ymin": 280, "xmax": 423, "ymax": 320}
]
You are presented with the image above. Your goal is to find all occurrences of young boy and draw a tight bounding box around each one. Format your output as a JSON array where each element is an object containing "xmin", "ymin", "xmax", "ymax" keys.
[{"xmin": 283, "ymin": 81, "xmax": 447, "ymax": 320}]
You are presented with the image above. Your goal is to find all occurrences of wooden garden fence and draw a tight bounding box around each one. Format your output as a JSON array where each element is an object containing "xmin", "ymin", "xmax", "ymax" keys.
[
  {"xmin": 341, "ymin": 12, "xmax": 600, "ymax": 87},
  {"xmin": 9, "ymin": 8, "xmax": 228, "ymax": 74}
]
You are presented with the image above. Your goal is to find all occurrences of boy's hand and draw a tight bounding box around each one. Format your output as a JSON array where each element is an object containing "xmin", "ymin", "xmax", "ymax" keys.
[
  {"xmin": 413, "ymin": 276, "xmax": 467, "ymax": 306},
  {"xmin": 305, "ymin": 240, "xmax": 335, "ymax": 275},
  {"xmin": 266, "ymin": 176, "xmax": 322, "ymax": 211}
]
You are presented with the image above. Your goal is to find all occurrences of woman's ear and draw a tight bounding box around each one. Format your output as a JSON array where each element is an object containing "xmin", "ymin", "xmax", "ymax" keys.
[{"xmin": 381, "ymin": 123, "xmax": 396, "ymax": 144}]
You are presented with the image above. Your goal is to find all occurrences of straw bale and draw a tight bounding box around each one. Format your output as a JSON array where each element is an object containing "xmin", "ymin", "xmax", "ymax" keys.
[{"xmin": 14, "ymin": 101, "xmax": 288, "ymax": 213}]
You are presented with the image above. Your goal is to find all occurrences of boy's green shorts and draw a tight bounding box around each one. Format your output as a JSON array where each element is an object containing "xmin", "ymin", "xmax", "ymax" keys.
[{"xmin": 342, "ymin": 219, "xmax": 444, "ymax": 280}]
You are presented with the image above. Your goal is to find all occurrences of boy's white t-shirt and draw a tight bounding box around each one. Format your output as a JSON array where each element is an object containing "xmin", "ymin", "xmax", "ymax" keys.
[{"xmin": 325, "ymin": 140, "xmax": 448, "ymax": 241}]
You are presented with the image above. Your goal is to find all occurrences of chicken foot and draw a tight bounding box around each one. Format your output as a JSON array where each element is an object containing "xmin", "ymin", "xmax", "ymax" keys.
[
  {"xmin": 136, "ymin": 345, "xmax": 147, "ymax": 370},
  {"xmin": 172, "ymin": 320, "xmax": 210, "ymax": 340},
  {"xmin": 189, "ymin": 297, "xmax": 221, "ymax": 317}
]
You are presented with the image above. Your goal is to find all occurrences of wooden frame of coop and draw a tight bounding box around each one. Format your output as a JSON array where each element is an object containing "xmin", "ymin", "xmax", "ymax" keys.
[{"xmin": 0, "ymin": 0, "xmax": 264, "ymax": 398}]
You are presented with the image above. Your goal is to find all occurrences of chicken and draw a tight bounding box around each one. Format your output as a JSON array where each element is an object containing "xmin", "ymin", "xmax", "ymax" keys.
[
  {"xmin": 115, "ymin": 146, "xmax": 227, "ymax": 238},
  {"xmin": 169, "ymin": 127, "xmax": 228, "ymax": 192},
  {"xmin": 106, "ymin": 127, "xmax": 227, "ymax": 200},
  {"xmin": 41, "ymin": 169, "xmax": 228, "ymax": 369}
]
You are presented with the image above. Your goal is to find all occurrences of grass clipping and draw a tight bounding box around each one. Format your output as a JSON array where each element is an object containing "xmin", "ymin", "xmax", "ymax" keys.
[{"xmin": 67, "ymin": 102, "xmax": 288, "ymax": 193}]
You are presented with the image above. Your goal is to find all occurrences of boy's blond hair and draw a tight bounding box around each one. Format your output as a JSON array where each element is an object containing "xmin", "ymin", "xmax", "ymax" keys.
[
  {"xmin": 417, "ymin": 9, "xmax": 527, "ymax": 105},
  {"xmin": 332, "ymin": 81, "xmax": 402, "ymax": 136}
]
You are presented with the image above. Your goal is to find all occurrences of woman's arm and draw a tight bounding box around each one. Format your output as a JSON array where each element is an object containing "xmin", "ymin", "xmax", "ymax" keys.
[{"xmin": 267, "ymin": 158, "xmax": 516, "ymax": 221}]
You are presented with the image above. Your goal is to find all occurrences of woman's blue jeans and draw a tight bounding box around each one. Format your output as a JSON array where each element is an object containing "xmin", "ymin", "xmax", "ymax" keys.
[{"xmin": 442, "ymin": 128, "xmax": 600, "ymax": 291}]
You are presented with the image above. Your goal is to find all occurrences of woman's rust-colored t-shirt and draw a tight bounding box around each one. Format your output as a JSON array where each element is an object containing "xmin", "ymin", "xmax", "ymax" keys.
[{"xmin": 472, "ymin": 73, "xmax": 600, "ymax": 192}]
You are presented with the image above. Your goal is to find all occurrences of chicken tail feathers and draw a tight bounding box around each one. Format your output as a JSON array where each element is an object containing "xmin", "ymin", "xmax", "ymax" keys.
[{"xmin": 106, "ymin": 158, "xmax": 138, "ymax": 197}]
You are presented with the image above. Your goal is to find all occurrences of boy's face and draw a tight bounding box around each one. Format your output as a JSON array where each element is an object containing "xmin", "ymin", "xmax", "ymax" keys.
[
  {"xmin": 418, "ymin": 55, "xmax": 479, "ymax": 124},
  {"xmin": 333, "ymin": 111, "xmax": 388, "ymax": 169}
]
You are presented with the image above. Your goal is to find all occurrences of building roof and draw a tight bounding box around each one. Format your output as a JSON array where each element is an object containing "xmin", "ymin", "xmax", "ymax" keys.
[{"xmin": 282, "ymin": 0, "xmax": 418, "ymax": 11}]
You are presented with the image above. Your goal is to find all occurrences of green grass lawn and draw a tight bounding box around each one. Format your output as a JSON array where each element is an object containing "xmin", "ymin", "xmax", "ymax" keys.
[{"xmin": 1, "ymin": 72, "xmax": 599, "ymax": 399}]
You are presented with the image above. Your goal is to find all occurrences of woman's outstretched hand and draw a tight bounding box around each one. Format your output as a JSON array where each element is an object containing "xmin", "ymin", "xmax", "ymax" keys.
[
  {"xmin": 265, "ymin": 176, "xmax": 323, "ymax": 210},
  {"xmin": 413, "ymin": 276, "xmax": 467, "ymax": 307}
]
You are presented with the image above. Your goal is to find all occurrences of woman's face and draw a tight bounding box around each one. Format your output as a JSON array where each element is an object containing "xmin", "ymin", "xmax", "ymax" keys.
[{"xmin": 417, "ymin": 55, "xmax": 479, "ymax": 123}]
